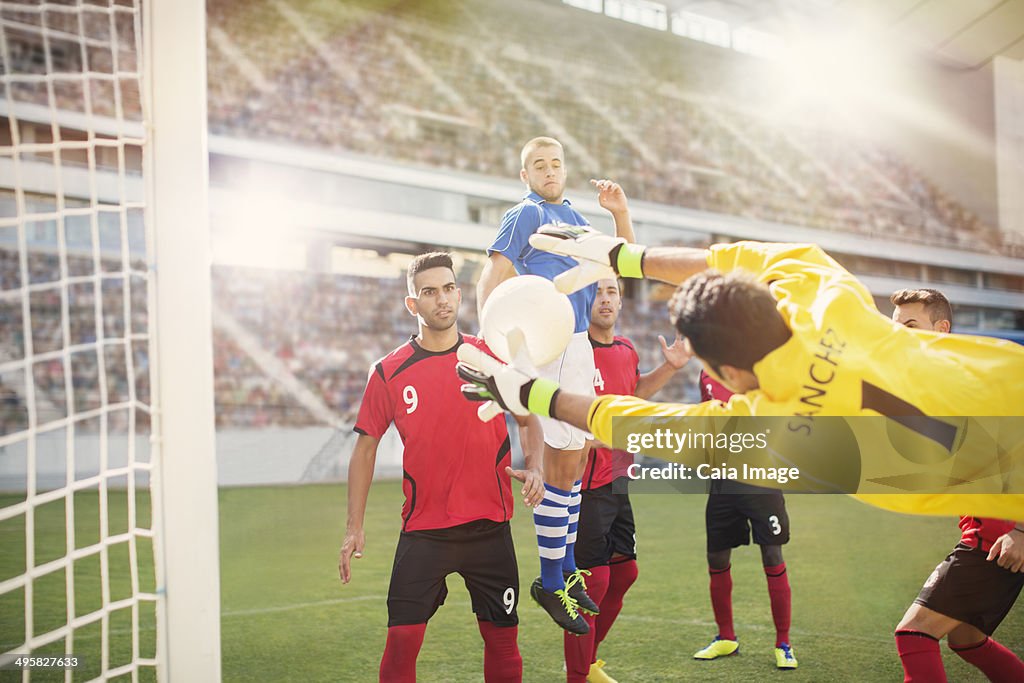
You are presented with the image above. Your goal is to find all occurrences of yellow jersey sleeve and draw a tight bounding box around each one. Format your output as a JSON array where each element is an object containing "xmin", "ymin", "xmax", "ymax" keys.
[
  {"xmin": 707, "ymin": 241, "xmax": 875, "ymax": 310},
  {"xmin": 855, "ymin": 494, "xmax": 1024, "ymax": 520}
]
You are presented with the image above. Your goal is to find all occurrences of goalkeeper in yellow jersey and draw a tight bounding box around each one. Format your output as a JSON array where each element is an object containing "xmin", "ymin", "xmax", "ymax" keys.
[{"xmin": 454, "ymin": 227, "xmax": 1024, "ymax": 520}]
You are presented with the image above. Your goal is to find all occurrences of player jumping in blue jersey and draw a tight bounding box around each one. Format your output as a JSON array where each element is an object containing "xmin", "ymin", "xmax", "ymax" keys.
[{"xmin": 475, "ymin": 137, "xmax": 635, "ymax": 635}]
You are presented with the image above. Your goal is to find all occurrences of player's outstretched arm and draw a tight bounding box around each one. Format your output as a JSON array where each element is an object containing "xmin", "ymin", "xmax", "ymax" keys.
[
  {"xmin": 509, "ymin": 414, "xmax": 545, "ymax": 507},
  {"xmin": 641, "ymin": 246, "xmax": 714, "ymax": 285},
  {"xmin": 528, "ymin": 224, "xmax": 710, "ymax": 293},
  {"xmin": 987, "ymin": 523, "xmax": 1024, "ymax": 573},
  {"xmin": 635, "ymin": 334, "xmax": 693, "ymax": 400},
  {"xmin": 339, "ymin": 434, "xmax": 379, "ymax": 584},
  {"xmin": 590, "ymin": 178, "xmax": 635, "ymax": 244},
  {"xmin": 457, "ymin": 343, "xmax": 597, "ymax": 428},
  {"xmin": 476, "ymin": 252, "xmax": 517, "ymax": 323}
]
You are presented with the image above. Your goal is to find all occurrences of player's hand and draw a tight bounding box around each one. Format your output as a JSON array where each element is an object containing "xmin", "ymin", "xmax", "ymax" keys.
[
  {"xmin": 591, "ymin": 178, "xmax": 628, "ymax": 215},
  {"xmin": 456, "ymin": 344, "xmax": 559, "ymax": 419},
  {"xmin": 507, "ymin": 466, "xmax": 545, "ymax": 507},
  {"xmin": 528, "ymin": 223, "xmax": 646, "ymax": 294},
  {"xmin": 660, "ymin": 333, "xmax": 693, "ymax": 370},
  {"xmin": 339, "ymin": 529, "xmax": 365, "ymax": 584},
  {"xmin": 987, "ymin": 529, "xmax": 1024, "ymax": 573}
]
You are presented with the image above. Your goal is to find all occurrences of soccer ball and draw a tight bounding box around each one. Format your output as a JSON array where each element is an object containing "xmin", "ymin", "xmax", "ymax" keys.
[{"xmin": 481, "ymin": 275, "xmax": 574, "ymax": 368}]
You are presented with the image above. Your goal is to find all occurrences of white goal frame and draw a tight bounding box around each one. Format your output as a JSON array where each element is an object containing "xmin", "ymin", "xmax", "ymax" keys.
[{"xmin": 145, "ymin": 0, "xmax": 221, "ymax": 681}]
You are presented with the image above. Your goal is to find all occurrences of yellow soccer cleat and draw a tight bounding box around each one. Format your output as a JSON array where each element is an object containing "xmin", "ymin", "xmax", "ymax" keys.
[
  {"xmin": 587, "ymin": 659, "xmax": 618, "ymax": 683},
  {"xmin": 693, "ymin": 636, "xmax": 739, "ymax": 660},
  {"xmin": 775, "ymin": 643, "xmax": 798, "ymax": 669}
]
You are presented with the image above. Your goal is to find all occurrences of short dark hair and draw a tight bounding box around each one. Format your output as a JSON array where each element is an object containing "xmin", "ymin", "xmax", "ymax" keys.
[
  {"xmin": 890, "ymin": 288, "xmax": 952, "ymax": 326},
  {"xmin": 520, "ymin": 136, "xmax": 563, "ymax": 168},
  {"xmin": 669, "ymin": 271, "xmax": 791, "ymax": 374},
  {"xmin": 407, "ymin": 252, "xmax": 454, "ymax": 295}
]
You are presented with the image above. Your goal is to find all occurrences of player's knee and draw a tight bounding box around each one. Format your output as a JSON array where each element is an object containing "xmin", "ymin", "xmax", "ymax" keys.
[
  {"xmin": 947, "ymin": 623, "xmax": 986, "ymax": 649},
  {"xmin": 385, "ymin": 622, "xmax": 427, "ymax": 647},
  {"xmin": 707, "ymin": 550, "xmax": 731, "ymax": 570},
  {"xmin": 895, "ymin": 611, "xmax": 927, "ymax": 634},
  {"xmin": 478, "ymin": 620, "xmax": 520, "ymax": 653},
  {"xmin": 760, "ymin": 544, "xmax": 783, "ymax": 567},
  {"xmin": 611, "ymin": 556, "xmax": 638, "ymax": 586}
]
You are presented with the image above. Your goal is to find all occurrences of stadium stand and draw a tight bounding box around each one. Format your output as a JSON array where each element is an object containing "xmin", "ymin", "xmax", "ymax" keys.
[
  {"xmin": 0, "ymin": 246, "xmax": 148, "ymax": 429},
  {"xmin": 0, "ymin": 0, "xmax": 1012, "ymax": 255},
  {"xmin": 202, "ymin": 0, "xmax": 1007, "ymax": 253},
  {"xmin": 1, "ymin": 0, "xmax": 1016, "ymax": 434},
  {"xmin": 206, "ymin": 265, "xmax": 698, "ymax": 427},
  {"xmin": 6, "ymin": 250, "xmax": 704, "ymax": 431}
]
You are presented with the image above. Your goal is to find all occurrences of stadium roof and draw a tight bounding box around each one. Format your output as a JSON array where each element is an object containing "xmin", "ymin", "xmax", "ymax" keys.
[{"xmin": 663, "ymin": 0, "xmax": 1024, "ymax": 69}]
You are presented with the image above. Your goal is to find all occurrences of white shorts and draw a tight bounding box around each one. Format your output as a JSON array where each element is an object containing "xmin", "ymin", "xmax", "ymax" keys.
[{"xmin": 537, "ymin": 331, "xmax": 595, "ymax": 451}]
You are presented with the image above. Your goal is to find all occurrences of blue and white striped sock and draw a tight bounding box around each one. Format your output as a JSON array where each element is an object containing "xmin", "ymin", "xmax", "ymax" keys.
[
  {"xmin": 535, "ymin": 483, "xmax": 571, "ymax": 592},
  {"xmin": 562, "ymin": 480, "xmax": 583, "ymax": 575}
]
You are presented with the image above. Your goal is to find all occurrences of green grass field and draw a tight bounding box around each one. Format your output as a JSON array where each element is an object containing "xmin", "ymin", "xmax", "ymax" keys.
[
  {"xmin": 219, "ymin": 483, "xmax": 1022, "ymax": 682},
  {"xmin": 4, "ymin": 483, "xmax": 1023, "ymax": 681}
]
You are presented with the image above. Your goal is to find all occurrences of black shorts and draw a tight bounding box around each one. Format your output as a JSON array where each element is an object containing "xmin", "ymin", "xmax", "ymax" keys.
[
  {"xmin": 387, "ymin": 519, "xmax": 519, "ymax": 627},
  {"xmin": 914, "ymin": 542, "xmax": 1024, "ymax": 636},
  {"xmin": 705, "ymin": 486, "xmax": 789, "ymax": 553},
  {"xmin": 575, "ymin": 480, "xmax": 637, "ymax": 570}
]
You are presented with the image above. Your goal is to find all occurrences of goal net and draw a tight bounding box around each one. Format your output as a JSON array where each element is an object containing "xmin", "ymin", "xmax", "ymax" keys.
[{"xmin": 1, "ymin": 0, "xmax": 218, "ymax": 680}]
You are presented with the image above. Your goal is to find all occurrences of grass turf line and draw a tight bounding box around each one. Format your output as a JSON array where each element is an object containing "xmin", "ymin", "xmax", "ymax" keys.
[
  {"xmin": 222, "ymin": 482, "xmax": 1022, "ymax": 682},
  {"xmin": 4, "ymin": 483, "xmax": 1022, "ymax": 681}
]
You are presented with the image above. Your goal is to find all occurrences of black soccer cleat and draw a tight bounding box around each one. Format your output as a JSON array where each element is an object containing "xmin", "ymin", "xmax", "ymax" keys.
[
  {"xmin": 564, "ymin": 569, "xmax": 600, "ymax": 616},
  {"xmin": 530, "ymin": 577, "xmax": 589, "ymax": 636}
]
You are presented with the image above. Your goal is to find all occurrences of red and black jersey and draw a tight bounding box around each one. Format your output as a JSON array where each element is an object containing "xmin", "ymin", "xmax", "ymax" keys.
[
  {"xmin": 583, "ymin": 335, "xmax": 639, "ymax": 490},
  {"xmin": 700, "ymin": 371, "xmax": 781, "ymax": 496},
  {"xmin": 699, "ymin": 370, "xmax": 734, "ymax": 403},
  {"xmin": 354, "ymin": 334, "xmax": 514, "ymax": 532},
  {"xmin": 959, "ymin": 517, "xmax": 1016, "ymax": 553}
]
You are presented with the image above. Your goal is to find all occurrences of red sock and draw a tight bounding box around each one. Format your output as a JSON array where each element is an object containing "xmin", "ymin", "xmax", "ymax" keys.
[
  {"xmin": 564, "ymin": 564, "xmax": 610, "ymax": 683},
  {"xmin": 895, "ymin": 630, "xmax": 947, "ymax": 683},
  {"xmin": 709, "ymin": 565, "xmax": 735, "ymax": 641},
  {"xmin": 380, "ymin": 623, "xmax": 426, "ymax": 683},
  {"xmin": 951, "ymin": 636, "xmax": 1024, "ymax": 683},
  {"xmin": 764, "ymin": 563, "xmax": 791, "ymax": 647},
  {"xmin": 594, "ymin": 559, "xmax": 638, "ymax": 648},
  {"xmin": 478, "ymin": 620, "xmax": 522, "ymax": 683}
]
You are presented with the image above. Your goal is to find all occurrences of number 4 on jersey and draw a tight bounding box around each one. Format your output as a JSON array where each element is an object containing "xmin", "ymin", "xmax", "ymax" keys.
[{"xmin": 594, "ymin": 368, "xmax": 605, "ymax": 392}]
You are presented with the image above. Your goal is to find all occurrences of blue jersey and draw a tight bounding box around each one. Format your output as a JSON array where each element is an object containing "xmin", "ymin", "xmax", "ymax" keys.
[{"xmin": 487, "ymin": 192, "xmax": 595, "ymax": 333}]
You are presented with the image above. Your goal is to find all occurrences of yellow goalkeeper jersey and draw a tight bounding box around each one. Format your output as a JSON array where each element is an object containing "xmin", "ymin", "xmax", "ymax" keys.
[{"xmin": 586, "ymin": 241, "xmax": 1024, "ymax": 518}]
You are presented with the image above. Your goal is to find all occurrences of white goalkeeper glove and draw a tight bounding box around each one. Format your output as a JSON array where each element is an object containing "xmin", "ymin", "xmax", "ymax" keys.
[
  {"xmin": 456, "ymin": 344, "xmax": 560, "ymax": 421},
  {"xmin": 528, "ymin": 223, "xmax": 647, "ymax": 294}
]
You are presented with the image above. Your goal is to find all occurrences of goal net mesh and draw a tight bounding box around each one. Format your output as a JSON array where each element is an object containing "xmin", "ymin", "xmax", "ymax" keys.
[{"xmin": 1, "ymin": 0, "xmax": 160, "ymax": 679}]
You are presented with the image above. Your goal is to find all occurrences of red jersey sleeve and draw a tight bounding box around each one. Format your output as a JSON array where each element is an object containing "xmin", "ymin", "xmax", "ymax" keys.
[
  {"xmin": 700, "ymin": 370, "xmax": 734, "ymax": 403},
  {"xmin": 354, "ymin": 363, "xmax": 393, "ymax": 439},
  {"xmin": 959, "ymin": 516, "xmax": 1016, "ymax": 552},
  {"xmin": 465, "ymin": 335, "xmax": 492, "ymax": 356}
]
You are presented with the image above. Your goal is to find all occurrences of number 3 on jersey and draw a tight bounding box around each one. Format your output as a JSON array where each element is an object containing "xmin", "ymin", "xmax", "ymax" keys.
[
  {"xmin": 594, "ymin": 368, "xmax": 605, "ymax": 392},
  {"xmin": 403, "ymin": 385, "xmax": 418, "ymax": 414}
]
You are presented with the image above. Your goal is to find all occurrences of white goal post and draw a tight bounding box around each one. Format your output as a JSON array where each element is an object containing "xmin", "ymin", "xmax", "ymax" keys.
[{"xmin": 146, "ymin": 0, "xmax": 221, "ymax": 681}]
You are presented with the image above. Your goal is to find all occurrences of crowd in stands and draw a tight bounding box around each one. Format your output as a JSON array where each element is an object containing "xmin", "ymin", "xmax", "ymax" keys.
[
  {"xmin": 210, "ymin": 266, "xmax": 414, "ymax": 427},
  {"xmin": 208, "ymin": 265, "xmax": 698, "ymax": 428},
  {"xmin": 6, "ymin": 237, "xmax": 1020, "ymax": 432},
  {"xmin": 4, "ymin": 0, "xmax": 1012, "ymax": 254},
  {"xmin": 4, "ymin": 2, "xmax": 142, "ymax": 121},
  {"xmin": 206, "ymin": 0, "xmax": 1009, "ymax": 254},
  {"xmin": 1, "ymin": 246, "xmax": 148, "ymax": 435},
  {"xmin": 2, "ymin": 0, "xmax": 1019, "ymax": 432}
]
